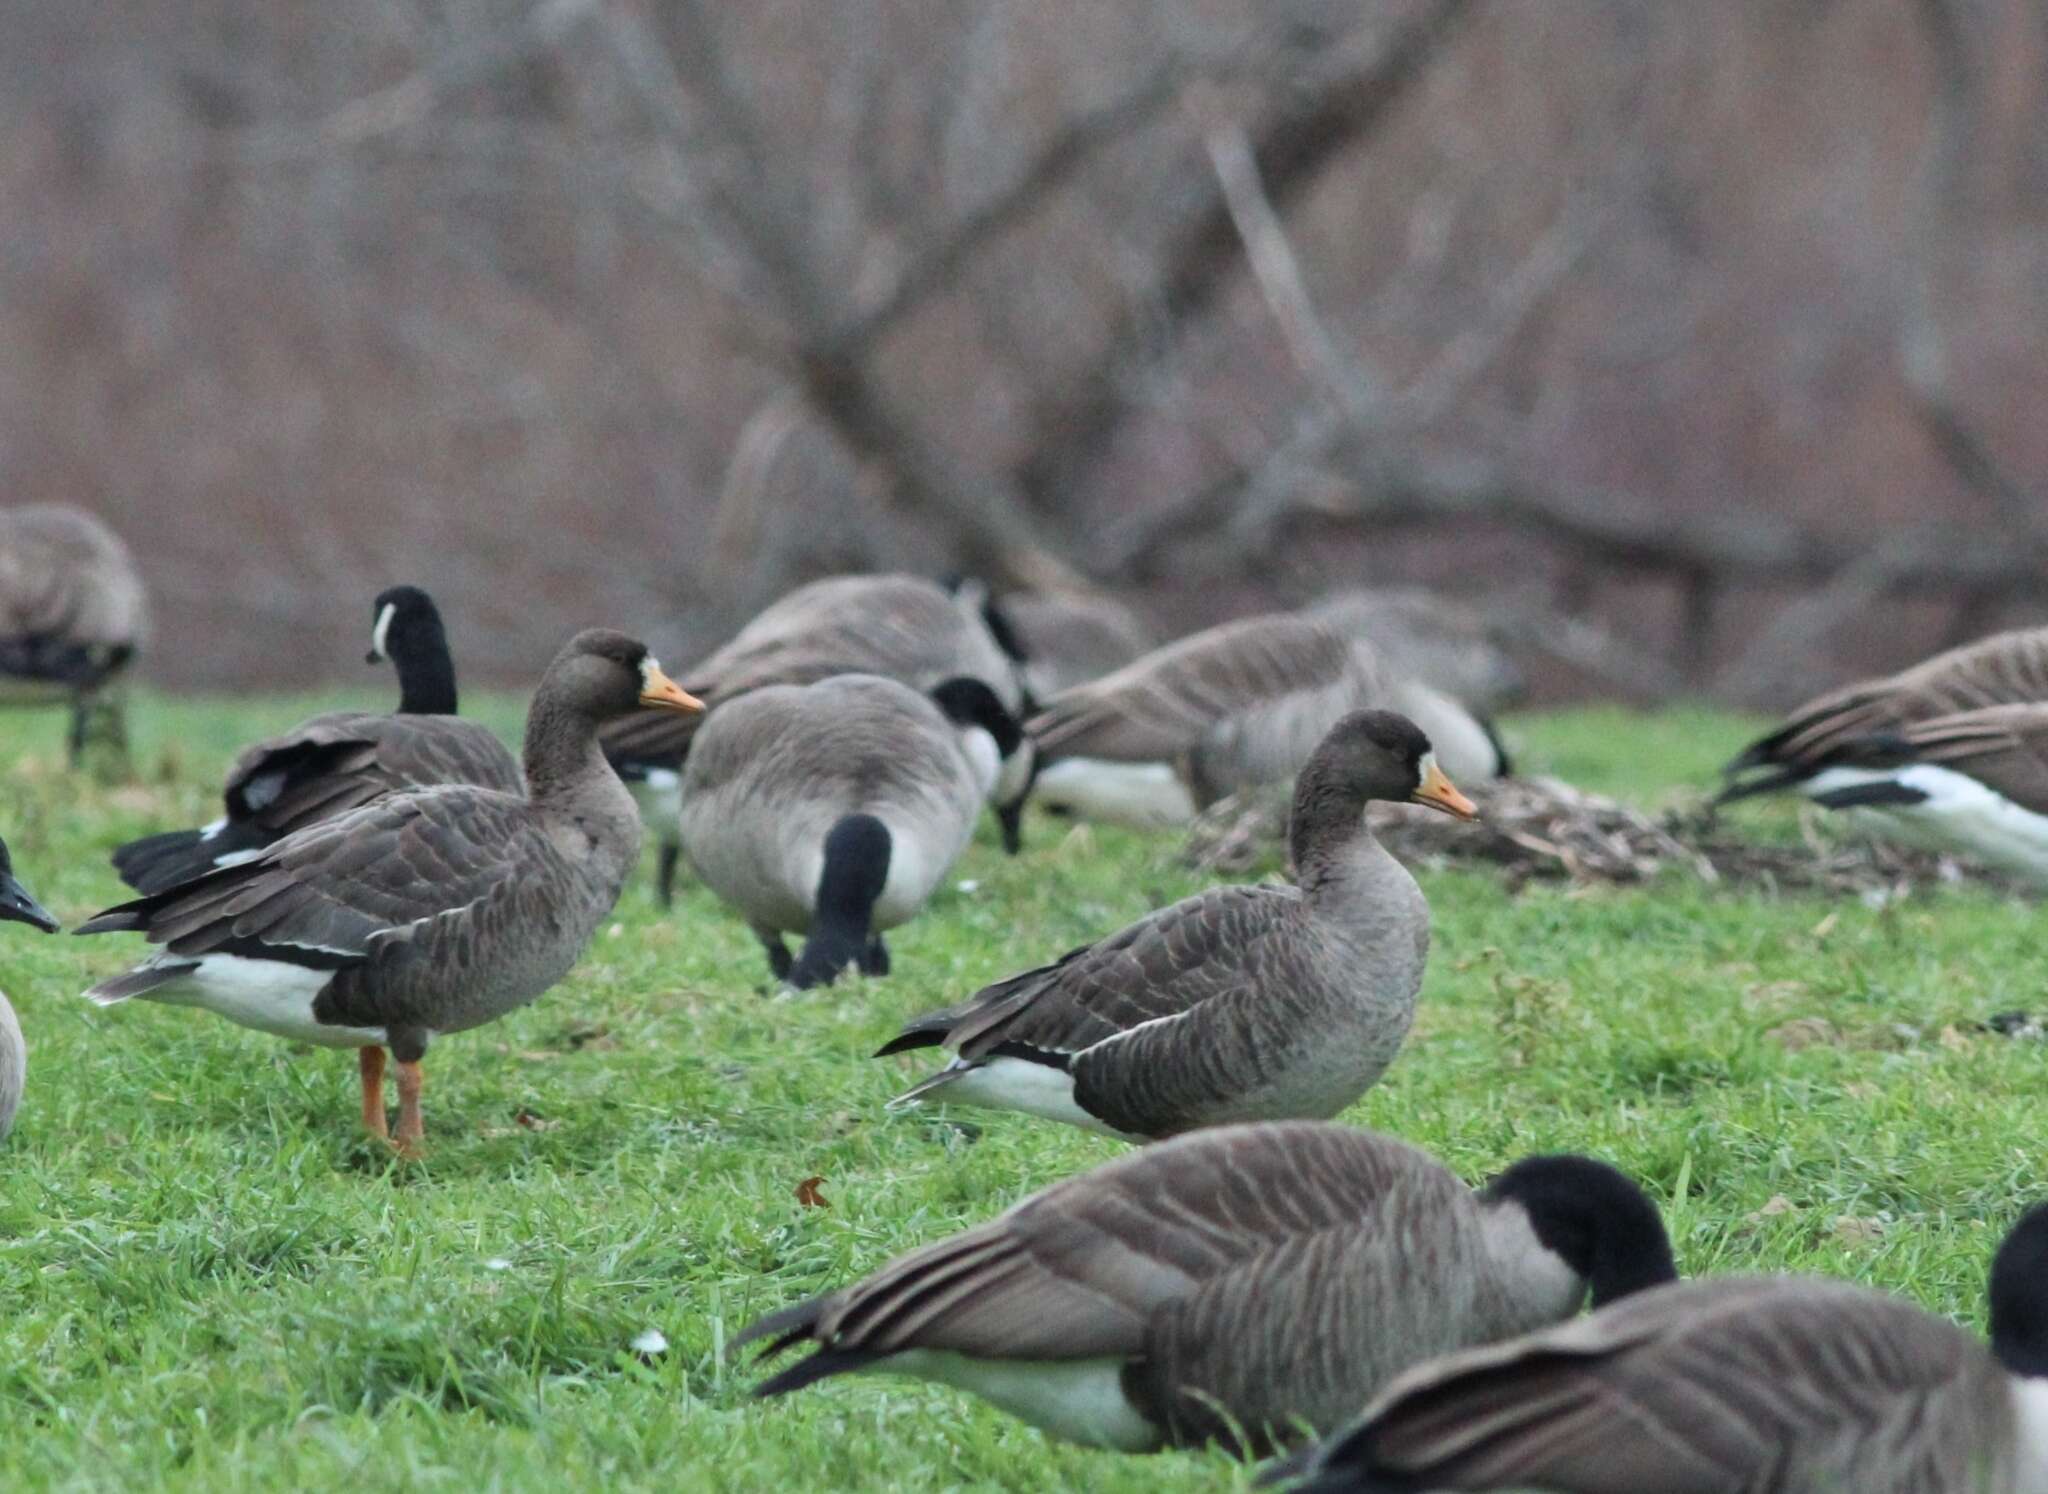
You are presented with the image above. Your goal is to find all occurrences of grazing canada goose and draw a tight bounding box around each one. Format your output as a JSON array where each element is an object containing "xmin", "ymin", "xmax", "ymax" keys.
[
  {"xmin": 1029, "ymin": 614, "xmax": 1505, "ymax": 828},
  {"xmin": 1265, "ymin": 1200, "xmax": 2048, "ymax": 1494},
  {"xmin": 1720, "ymin": 624, "xmax": 2048, "ymax": 802},
  {"xmin": 879, "ymin": 711, "xmax": 1473, "ymax": 1138},
  {"xmin": 676, "ymin": 673, "xmax": 1026, "ymax": 988},
  {"xmin": 0, "ymin": 836, "xmax": 59, "ymax": 1142},
  {"xmin": 602, "ymin": 573, "xmax": 1033, "ymax": 904},
  {"xmin": 110, "ymin": 586, "xmax": 522, "ymax": 896},
  {"xmin": 0, "ymin": 505, "xmax": 149, "ymax": 762},
  {"xmin": 74, "ymin": 630, "xmax": 701, "ymax": 1156},
  {"xmin": 737, "ymin": 1121, "xmax": 1676, "ymax": 1457},
  {"xmin": 1312, "ymin": 586, "xmax": 1525, "ymax": 715},
  {"xmin": 990, "ymin": 589, "xmax": 1155, "ymax": 698}
]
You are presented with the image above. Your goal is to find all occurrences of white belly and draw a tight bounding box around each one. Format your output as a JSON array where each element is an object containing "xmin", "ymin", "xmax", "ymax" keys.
[
  {"xmin": 912, "ymin": 1057, "xmax": 1130, "ymax": 1138},
  {"xmin": 0, "ymin": 990, "xmax": 24, "ymax": 1140},
  {"xmin": 1806, "ymin": 765, "xmax": 2048, "ymax": 883},
  {"xmin": 880, "ymin": 1349, "xmax": 1161, "ymax": 1452},
  {"xmin": 145, "ymin": 955, "xmax": 386, "ymax": 1048},
  {"xmin": 1032, "ymin": 759, "xmax": 1197, "ymax": 828}
]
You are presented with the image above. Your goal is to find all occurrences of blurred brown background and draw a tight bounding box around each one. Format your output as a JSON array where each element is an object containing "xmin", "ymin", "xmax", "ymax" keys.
[{"xmin": 5, "ymin": 0, "xmax": 2044, "ymax": 701}]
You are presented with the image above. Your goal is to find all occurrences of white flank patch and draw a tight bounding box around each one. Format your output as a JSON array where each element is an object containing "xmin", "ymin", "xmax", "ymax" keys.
[
  {"xmin": 210, "ymin": 848, "xmax": 265, "ymax": 872},
  {"xmin": 2009, "ymin": 1377, "xmax": 2048, "ymax": 1494},
  {"xmin": 144, "ymin": 955, "xmax": 383, "ymax": 1048},
  {"xmin": 959, "ymin": 726, "xmax": 1004, "ymax": 800},
  {"xmin": 882, "ymin": 1349, "xmax": 1160, "ymax": 1453},
  {"xmin": 928, "ymin": 1057, "xmax": 1127, "ymax": 1138},
  {"xmin": 1031, "ymin": 758, "xmax": 1197, "ymax": 828},
  {"xmin": 369, "ymin": 602, "xmax": 396, "ymax": 661},
  {"xmin": 199, "ymin": 815, "xmax": 228, "ymax": 842},
  {"xmin": 1806, "ymin": 764, "xmax": 2048, "ymax": 883}
]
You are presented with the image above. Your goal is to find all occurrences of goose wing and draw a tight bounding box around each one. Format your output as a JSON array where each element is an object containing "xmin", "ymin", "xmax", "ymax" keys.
[
  {"xmin": 1272, "ymin": 1277, "xmax": 2002, "ymax": 1493},
  {"xmin": 1833, "ymin": 703, "xmax": 2048, "ymax": 815},
  {"xmin": 1029, "ymin": 616, "xmax": 1376, "ymax": 763},
  {"xmin": 739, "ymin": 1124, "xmax": 1445, "ymax": 1378},
  {"xmin": 223, "ymin": 713, "xmax": 523, "ymax": 834}
]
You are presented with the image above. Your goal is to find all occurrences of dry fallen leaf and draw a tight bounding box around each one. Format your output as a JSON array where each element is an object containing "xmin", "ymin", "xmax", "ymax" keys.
[
  {"xmin": 795, "ymin": 1176, "xmax": 831, "ymax": 1209},
  {"xmin": 1764, "ymin": 1017, "xmax": 1843, "ymax": 1051},
  {"xmin": 1833, "ymin": 1214, "xmax": 1886, "ymax": 1246},
  {"xmin": 515, "ymin": 1109, "xmax": 556, "ymax": 1131},
  {"xmin": 1744, "ymin": 1194, "xmax": 1795, "ymax": 1226}
]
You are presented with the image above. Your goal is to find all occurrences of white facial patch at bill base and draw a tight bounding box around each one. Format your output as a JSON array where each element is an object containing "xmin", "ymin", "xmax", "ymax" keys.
[
  {"xmin": 639, "ymin": 656, "xmax": 666, "ymax": 694},
  {"xmin": 369, "ymin": 602, "xmax": 396, "ymax": 661}
]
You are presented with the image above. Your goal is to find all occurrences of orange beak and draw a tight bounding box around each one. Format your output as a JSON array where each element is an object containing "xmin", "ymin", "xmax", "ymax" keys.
[
  {"xmin": 1410, "ymin": 757, "xmax": 1478, "ymax": 820},
  {"xmin": 639, "ymin": 663, "xmax": 705, "ymax": 713}
]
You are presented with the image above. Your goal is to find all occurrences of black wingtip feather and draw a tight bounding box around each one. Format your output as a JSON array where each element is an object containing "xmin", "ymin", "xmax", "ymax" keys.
[
  {"xmin": 752, "ymin": 1346, "xmax": 886, "ymax": 1398},
  {"xmin": 873, "ymin": 1026, "xmax": 948, "ymax": 1059},
  {"xmin": 731, "ymin": 1294, "xmax": 827, "ymax": 1355}
]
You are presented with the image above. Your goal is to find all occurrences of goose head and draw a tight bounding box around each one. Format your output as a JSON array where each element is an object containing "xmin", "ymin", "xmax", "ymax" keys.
[
  {"xmin": 366, "ymin": 585, "xmax": 460, "ymax": 715},
  {"xmin": 1302, "ymin": 711, "xmax": 1480, "ymax": 822},
  {"xmin": 546, "ymin": 629, "xmax": 704, "ymax": 722},
  {"xmin": 1480, "ymin": 1154, "xmax": 1678, "ymax": 1309},
  {"xmin": 931, "ymin": 676, "xmax": 1037, "ymax": 855},
  {"xmin": 0, "ymin": 838, "xmax": 56, "ymax": 933}
]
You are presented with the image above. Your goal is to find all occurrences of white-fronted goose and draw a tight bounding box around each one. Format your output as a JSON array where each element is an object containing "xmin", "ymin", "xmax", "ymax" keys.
[
  {"xmin": 0, "ymin": 505, "xmax": 149, "ymax": 761},
  {"xmin": 603, "ymin": 573, "xmax": 1033, "ymax": 903},
  {"xmin": 677, "ymin": 673, "xmax": 1027, "ymax": 988},
  {"xmin": 1266, "ymin": 1200, "xmax": 2048, "ymax": 1493},
  {"xmin": 989, "ymin": 589, "xmax": 1155, "ymax": 698},
  {"xmin": 110, "ymin": 586, "xmax": 522, "ymax": 896},
  {"xmin": 1720, "ymin": 623, "xmax": 2048, "ymax": 802},
  {"xmin": 74, "ymin": 630, "xmax": 701, "ymax": 1156},
  {"xmin": 879, "ymin": 712, "xmax": 1474, "ymax": 1139},
  {"xmin": 0, "ymin": 836, "xmax": 58, "ymax": 1141},
  {"xmin": 737, "ymin": 1121, "xmax": 1676, "ymax": 1456},
  {"xmin": 1311, "ymin": 586, "xmax": 1525, "ymax": 715},
  {"xmin": 1028, "ymin": 614, "xmax": 1505, "ymax": 828}
]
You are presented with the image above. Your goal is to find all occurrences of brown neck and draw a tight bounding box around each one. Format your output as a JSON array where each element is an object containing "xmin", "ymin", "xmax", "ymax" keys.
[
  {"xmin": 1288, "ymin": 754, "xmax": 1373, "ymax": 893},
  {"xmin": 522, "ymin": 695, "xmax": 607, "ymax": 804}
]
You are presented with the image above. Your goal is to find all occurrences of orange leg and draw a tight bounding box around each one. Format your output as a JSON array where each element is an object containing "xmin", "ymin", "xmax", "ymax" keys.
[
  {"xmin": 394, "ymin": 1059, "xmax": 426, "ymax": 1159},
  {"xmin": 358, "ymin": 1046, "xmax": 389, "ymax": 1142}
]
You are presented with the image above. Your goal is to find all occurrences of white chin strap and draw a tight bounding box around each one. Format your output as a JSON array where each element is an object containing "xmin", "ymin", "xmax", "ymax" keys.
[{"xmin": 369, "ymin": 602, "xmax": 396, "ymax": 660}]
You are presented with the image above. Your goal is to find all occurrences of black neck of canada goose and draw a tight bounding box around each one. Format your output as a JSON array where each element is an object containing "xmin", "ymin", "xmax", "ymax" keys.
[
  {"xmin": 369, "ymin": 586, "xmax": 459, "ymax": 716},
  {"xmin": 929, "ymin": 677, "xmax": 1023, "ymax": 757},
  {"xmin": 788, "ymin": 813, "xmax": 892, "ymax": 987},
  {"xmin": 1992, "ymin": 1202, "xmax": 2048, "ymax": 1378},
  {"xmin": 1288, "ymin": 711, "xmax": 1436, "ymax": 890},
  {"xmin": 1481, "ymin": 1154, "xmax": 1676, "ymax": 1308}
]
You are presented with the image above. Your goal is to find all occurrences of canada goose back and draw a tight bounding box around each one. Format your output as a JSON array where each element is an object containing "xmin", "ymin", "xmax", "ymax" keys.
[
  {"xmin": 677, "ymin": 674, "xmax": 985, "ymax": 937},
  {"xmin": 0, "ymin": 505, "xmax": 148, "ymax": 697},
  {"xmin": 739, "ymin": 1122, "xmax": 1672, "ymax": 1457},
  {"xmin": 1313, "ymin": 586, "xmax": 1523, "ymax": 713},
  {"xmin": 994, "ymin": 590, "xmax": 1155, "ymax": 697}
]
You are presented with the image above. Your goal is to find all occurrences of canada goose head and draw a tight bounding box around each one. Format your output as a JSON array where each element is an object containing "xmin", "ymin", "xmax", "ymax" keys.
[
  {"xmin": 543, "ymin": 630, "xmax": 703, "ymax": 723},
  {"xmin": 366, "ymin": 585, "xmax": 460, "ymax": 715},
  {"xmin": 1481, "ymin": 1154, "xmax": 1677, "ymax": 1309},
  {"xmin": 0, "ymin": 838, "xmax": 56, "ymax": 933},
  {"xmin": 930, "ymin": 676, "xmax": 1038, "ymax": 855},
  {"xmin": 1992, "ymin": 1201, "xmax": 2048, "ymax": 1378}
]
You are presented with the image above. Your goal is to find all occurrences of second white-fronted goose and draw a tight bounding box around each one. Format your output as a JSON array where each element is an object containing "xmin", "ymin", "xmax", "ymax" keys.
[
  {"xmin": 0, "ymin": 835, "xmax": 58, "ymax": 1141},
  {"xmin": 1266, "ymin": 1200, "xmax": 2048, "ymax": 1493},
  {"xmin": 74, "ymin": 630, "xmax": 702, "ymax": 1156},
  {"xmin": 1028, "ymin": 613, "xmax": 1505, "ymax": 827},
  {"xmin": 0, "ymin": 504, "xmax": 149, "ymax": 762},
  {"xmin": 110, "ymin": 586, "xmax": 522, "ymax": 895},
  {"xmin": 737, "ymin": 1121, "xmax": 1676, "ymax": 1457},
  {"xmin": 677, "ymin": 673, "xmax": 1027, "ymax": 988},
  {"xmin": 1720, "ymin": 623, "xmax": 2048, "ymax": 802},
  {"xmin": 879, "ymin": 711, "xmax": 1474, "ymax": 1139},
  {"xmin": 603, "ymin": 573, "xmax": 1033, "ymax": 902}
]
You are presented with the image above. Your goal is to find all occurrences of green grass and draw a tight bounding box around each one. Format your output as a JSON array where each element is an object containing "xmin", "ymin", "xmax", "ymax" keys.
[{"xmin": 1, "ymin": 695, "xmax": 2042, "ymax": 1490}]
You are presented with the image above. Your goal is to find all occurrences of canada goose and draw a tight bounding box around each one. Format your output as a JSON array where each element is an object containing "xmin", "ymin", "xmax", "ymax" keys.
[
  {"xmin": 602, "ymin": 573, "xmax": 1033, "ymax": 903},
  {"xmin": 0, "ymin": 505, "xmax": 149, "ymax": 762},
  {"xmin": 878, "ymin": 711, "xmax": 1473, "ymax": 1138},
  {"xmin": 74, "ymin": 630, "xmax": 701, "ymax": 1156},
  {"xmin": 0, "ymin": 835, "xmax": 58, "ymax": 1141},
  {"xmin": 110, "ymin": 587, "xmax": 522, "ymax": 896},
  {"xmin": 1265, "ymin": 1199, "xmax": 2048, "ymax": 1494},
  {"xmin": 676, "ymin": 673, "xmax": 1027, "ymax": 988},
  {"xmin": 988, "ymin": 589, "xmax": 1155, "ymax": 698},
  {"xmin": 1311, "ymin": 586, "xmax": 1525, "ymax": 715},
  {"xmin": 1720, "ymin": 624, "xmax": 2048, "ymax": 802},
  {"xmin": 737, "ymin": 1121, "xmax": 1676, "ymax": 1457},
  {"xmin": 1028, "ymin": 614, "xmax": 1505, "ymax": 828}
]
